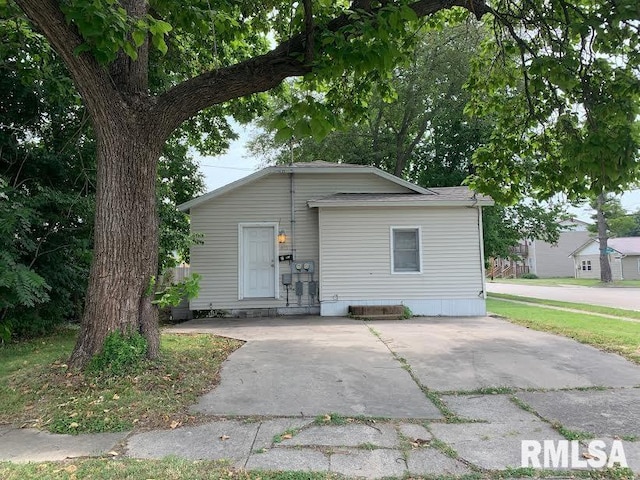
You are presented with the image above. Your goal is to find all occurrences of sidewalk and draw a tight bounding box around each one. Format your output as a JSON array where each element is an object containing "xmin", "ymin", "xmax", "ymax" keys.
[{"xmin": 2, "ymin": 392, "xmax": 639, "ymax": 478}]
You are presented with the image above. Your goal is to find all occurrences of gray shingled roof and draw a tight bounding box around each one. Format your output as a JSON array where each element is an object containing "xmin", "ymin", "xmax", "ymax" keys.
[
  {"xmin": 286, "ymin": 160, "xmax": 369, "ymax": 168},
  {"xmin": 308, "ymin": 187, "xmax": 493, "ymax": 207}
]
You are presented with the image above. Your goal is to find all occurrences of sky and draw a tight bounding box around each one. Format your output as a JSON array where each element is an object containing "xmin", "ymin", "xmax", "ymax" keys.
[{"xmin": 197, "ymin": 125, "xmax": 640, "ymax": 222}]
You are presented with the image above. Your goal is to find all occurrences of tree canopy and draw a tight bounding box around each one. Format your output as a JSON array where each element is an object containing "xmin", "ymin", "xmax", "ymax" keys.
[{"xmin": 250, "ymin": 23, "xmax": 564, "ymax": 259}]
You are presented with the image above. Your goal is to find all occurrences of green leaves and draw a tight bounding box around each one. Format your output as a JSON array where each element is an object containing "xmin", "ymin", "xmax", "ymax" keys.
[
  {"xmin": 61, "ymin": 0, "xmax": 173, "ymax": 63},
  {"xmin": 466, "ymin": 0, "xmax": 640, "ymax": 204},
  {"xmin": 153, "ymin": 274, "xmax": 201, "ymax": 308}
]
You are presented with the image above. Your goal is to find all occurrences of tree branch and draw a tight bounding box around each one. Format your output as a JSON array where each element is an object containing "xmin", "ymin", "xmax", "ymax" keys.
[
  {"xmin": 303, "ymin": 0, "xmax": 314, "ymax": 65},
  {"xmin": 153, "ymin": 0, "xmax": 490, "ymax": 139},
  {"xmin": 15, "ymin": 0, "xmax": 124, "ymax": 121}
]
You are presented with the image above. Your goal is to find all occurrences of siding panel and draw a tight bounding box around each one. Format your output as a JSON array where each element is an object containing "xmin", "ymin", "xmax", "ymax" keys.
[
  {"xmin": 189, "ymin": 171, "xmax": 412, "ymax": 310},
  {"xmin": 318, "ymin": 206, "xmax": 485, "ymax": 303}
]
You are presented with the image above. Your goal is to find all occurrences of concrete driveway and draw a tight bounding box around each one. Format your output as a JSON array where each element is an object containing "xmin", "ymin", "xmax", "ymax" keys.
[
  {"xmin": 6, "ymin": 315, "xmax": 639, "ymax": 476},
  {"xmin": 487, "ymin": 282, "xmax": 640, "ymax": 311},
  {"xmin": 170, "ymin": 316, "xmax": 640, "ymax": 413}
]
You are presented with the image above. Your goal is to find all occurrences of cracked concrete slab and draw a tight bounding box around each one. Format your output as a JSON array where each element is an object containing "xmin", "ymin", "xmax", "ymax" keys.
[
  {"xmin": 0, "ymin": 428, "xmax": 127, "ymax": 462},
  {"xmin": 518, "ymin": 389, "xmax": 640, "ymax": 438},
  {"xmin": 443, "ymin": 394, "xmax": 542, "ymax": 423},
  {"xmin": 281, "ymin": 423, "xmax": 398, "ymax": 448},
  {"xmin": 252, "ymin": 418, "xmax": 313, "ymax": 450},
  {"xmin": 429, "ymin": 420, "xmax": 565, "ymax": 470},
  {"xmin": 184, "ymin": 318, "xmax": 441, "ymax": 418},
  {"xmin": 588, "ymin": 437, "xmax": 640, "ymax": 472},
  {"xmin": 329, "ymin": 448, "xmax": 406, "ymax": 478},
  {"xmin": 371, "ymin": 317, "xmax": 640, "ymax": 391},
  {"xmin": 406, "ymin": 448, "xmax": 473, "ymax": 476},
  {"xmin": 244, "ymin": 448, "xmax": 329, "ymax": 472},
  {"xmin": 398, "ymin": 423, "xmax": 432, "ymax": 441},
  {"xmin": 125, "ymin": 421, "xmax": 257, "ymax": 461}
]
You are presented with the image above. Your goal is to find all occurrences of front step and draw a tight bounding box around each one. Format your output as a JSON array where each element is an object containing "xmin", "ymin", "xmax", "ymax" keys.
[{"xmin": 349, "ymin": 305, "xmax": 406, "ymax": 320}]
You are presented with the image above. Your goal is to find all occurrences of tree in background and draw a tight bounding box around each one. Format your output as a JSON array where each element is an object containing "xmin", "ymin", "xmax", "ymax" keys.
[
  {"xmin": 466, "ymin": 0, "xmax": 640, "ymax": 282},
  {"xmin": 250, "ymin": 24, "xmax": 563, "ymax": 260},
  {"xmin": 588, "ymin": 195, "xmax": 640, "ymax": 239}
]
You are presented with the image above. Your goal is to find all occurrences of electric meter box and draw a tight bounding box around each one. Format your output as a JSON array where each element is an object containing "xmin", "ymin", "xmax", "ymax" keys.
[{"xmin": 291, "ymin": 260, "xmax": 315, "ymax": 273}]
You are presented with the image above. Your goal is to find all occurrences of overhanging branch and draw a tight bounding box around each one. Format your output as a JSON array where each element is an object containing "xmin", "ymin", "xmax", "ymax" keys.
[
  {"xmin": 15, "ymin": 0, "xmax": 123, "ymax": 121},
  {"xmin": 153, "ymin": 0, "xmax": 490, "ymax": 138}
]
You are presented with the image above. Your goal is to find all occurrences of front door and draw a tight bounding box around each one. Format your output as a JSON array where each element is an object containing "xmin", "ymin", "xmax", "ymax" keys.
[{"xmin": 242, "ymin": 226, "xmax": 276, "ymax": 298}]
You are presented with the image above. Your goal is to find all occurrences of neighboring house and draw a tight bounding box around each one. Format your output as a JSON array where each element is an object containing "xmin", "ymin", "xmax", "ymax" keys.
[
  {"xmin": 178, "ymin": 161, "xmax": 493, "ymax": 317},
  {"xmin": 570, "ymin": 237, "xmax": 640, "ymax": 280},
  {"xmin": 490, "ymin": 218, "xmax": 591, "ymax": 278},
  {"xmin": 526, "ymin": 219, "xmax": 591, "ymax": 278}
]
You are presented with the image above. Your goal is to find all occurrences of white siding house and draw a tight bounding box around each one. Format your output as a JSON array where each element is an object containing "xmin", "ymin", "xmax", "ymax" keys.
[
  {"xmin": 178, "ymin": 161, "xmax": 493, "ymax": 317},
  {"xmin": 570, "ymin": 237, "xmax": 640, "ymax": 280}
]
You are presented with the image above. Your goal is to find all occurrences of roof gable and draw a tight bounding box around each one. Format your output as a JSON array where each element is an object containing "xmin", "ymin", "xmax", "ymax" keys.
[
  {"xmin": 178, "ymin": 161, "xmax": 435, "ymax": 211},
  {"xmin": 570, "ymin": 236, "xmax": 640, "ymax": 257}
]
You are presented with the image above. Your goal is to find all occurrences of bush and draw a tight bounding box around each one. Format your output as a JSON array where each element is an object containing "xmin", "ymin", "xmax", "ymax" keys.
[
  {"xmin": 520, "ymin": 273, "xmax": 539, "ymax": 279},
  {"xmin": 402, "ymin": 305, "xmax": 413, "ymax": 319},
  {"xmin": 87, "ymin": 330, "xmax": 147, "ymax": 376}
]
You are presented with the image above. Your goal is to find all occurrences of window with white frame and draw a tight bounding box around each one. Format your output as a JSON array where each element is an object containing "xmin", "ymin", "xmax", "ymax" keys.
[
  {"xmin": 391, "ymin": 227, "xmax": 421, "ymax": 273},
  {"xmin": 581, "ymin": 260, "xmax": 592, "ymax": 271}
]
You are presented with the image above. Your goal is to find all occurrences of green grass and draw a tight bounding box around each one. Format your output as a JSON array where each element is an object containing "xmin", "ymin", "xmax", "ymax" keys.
[
  {"xmin": 490, "ymin": 277, "xmax": 640, "ymax": 287},
  {"xmin": 314, "ymin": 413, "xmax": 348, "ymax": 425},
  {"xmin": 487, "ymin": 298, "xmax": 640, "ymax": 364},
  {"xmin": 0, "ymin": 458, "xmax": 343, "ymax": 480},
  {"xmin": 488, "ymin": 292, "xmax": 640, "ymax": 320},
  {"xmin": 0, "ymin": 329, "xmax": 242, "ymax": 434}
]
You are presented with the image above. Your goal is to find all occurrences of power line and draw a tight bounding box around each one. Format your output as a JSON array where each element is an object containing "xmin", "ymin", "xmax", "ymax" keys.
[{"xmin": 199, "ymin": 164, "xmax": 254, "ymax": 171}]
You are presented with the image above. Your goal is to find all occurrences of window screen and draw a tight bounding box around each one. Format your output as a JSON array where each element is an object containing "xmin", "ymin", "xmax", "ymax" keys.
[{"xmin": 393, "ymin": 228, "xmax": 420, "ymax": 273}]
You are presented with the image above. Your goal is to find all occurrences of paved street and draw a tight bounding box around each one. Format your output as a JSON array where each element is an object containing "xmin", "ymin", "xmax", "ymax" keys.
[{"xmin": 487, "ymin": 281, "xmax": 640, "ymax": 310}]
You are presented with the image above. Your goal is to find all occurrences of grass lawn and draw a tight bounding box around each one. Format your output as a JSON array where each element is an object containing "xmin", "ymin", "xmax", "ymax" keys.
[
  {"xmin": 487, "ymin": 298, "xmax": 640, "ymax": 364},
  {"xmin": 0, "ymin": 328, "xmax": 242, "ymax": 434},
  {"xmin": 0, "ymin": 458, "xmax": 340, "ymax": 480},
  {"xmin": 488, "ymin": 292, "xmax": 640, "ymax": 320},
  {"xmin": 489, "ymin": 277, "xmax": 640, "ymax": 287}
]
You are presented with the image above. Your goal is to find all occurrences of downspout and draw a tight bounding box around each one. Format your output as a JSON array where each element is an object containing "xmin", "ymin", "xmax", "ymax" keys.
[
  {"xmin": 290, "ymin": 171, "xmax": 296, "ymax": 261},
  {"xmin": 477, "ymin": 203, "xmax": 487, "ymax": 300}
]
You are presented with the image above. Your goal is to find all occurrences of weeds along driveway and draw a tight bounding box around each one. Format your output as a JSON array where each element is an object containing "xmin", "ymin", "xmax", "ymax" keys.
[{"xmin": 169, "ymin": 316, "xmax": 640, "ymax": 417}]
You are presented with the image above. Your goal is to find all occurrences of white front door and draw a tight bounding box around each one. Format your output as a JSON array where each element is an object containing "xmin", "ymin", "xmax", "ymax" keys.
[{"xmin": 242, "ymin": 226, "xmax": 276, "ymax": 298}]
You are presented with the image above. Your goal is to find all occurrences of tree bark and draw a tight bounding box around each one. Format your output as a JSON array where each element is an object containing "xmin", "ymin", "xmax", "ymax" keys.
[
  {"xmin": 69, "ymin": 115, "xmax": 161, "ymax": 368},
  {"xmin": 596, "ymin": 192, "xmax": 612, "ymax": 283}
]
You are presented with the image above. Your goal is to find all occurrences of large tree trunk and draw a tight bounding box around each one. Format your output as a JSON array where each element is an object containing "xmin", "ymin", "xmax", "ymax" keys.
[
  {"xmin": 596, "ymin": 192, "xmax": 612, "ymax": 283},
  {"xmin": 69, "ymin": 118, "xmax": 161, "ymax": 369}
]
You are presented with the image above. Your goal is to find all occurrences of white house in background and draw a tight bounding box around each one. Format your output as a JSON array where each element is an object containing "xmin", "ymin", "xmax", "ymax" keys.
[
  {"xmin": 178, "ymin": 161, "xmax": 493, "ymax": 317},
  {"xmin": 490, "ymin": 218, "xmax": 591, "ymax": 278},
  {"xmin": 570, "ymin": 237, "xmax": 640, "ymax": 280}
]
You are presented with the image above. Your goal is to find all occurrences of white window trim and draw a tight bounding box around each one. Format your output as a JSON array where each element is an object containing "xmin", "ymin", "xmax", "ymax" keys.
[
  {"xmin": 237, "ymin": 222, "xmax": 279, "ymax": 300},
  {"xmin": 390, "ymin": 226, "xmax": 423, "ymax": 275}
]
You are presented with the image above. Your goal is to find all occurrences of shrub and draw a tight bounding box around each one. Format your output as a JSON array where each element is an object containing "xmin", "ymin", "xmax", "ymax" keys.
[
  {"xmin": 402, "ymin": 305, "xmax": 413, "ymax": 319},
  {"xmin": 520, "ymin": 273, "xmax": 539, "ymax": 279},
  {"xmin": 87, "ymin": 329, "xmax": 147, "ymax": 376}
]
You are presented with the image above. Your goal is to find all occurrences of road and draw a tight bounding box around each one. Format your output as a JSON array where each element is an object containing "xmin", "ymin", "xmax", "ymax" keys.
[{"xmin": 486, "ymin": 282, "xmax": 640, "ymax": 311}]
